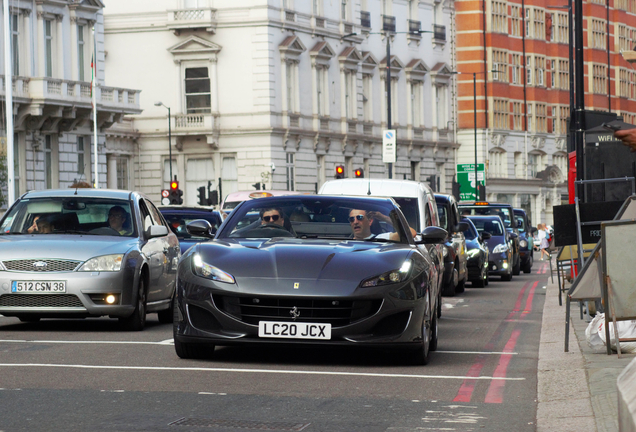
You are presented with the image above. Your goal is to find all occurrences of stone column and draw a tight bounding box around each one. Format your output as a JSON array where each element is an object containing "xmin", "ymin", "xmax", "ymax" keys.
[{"xmin": 107, "ymin": 153, "xmax": 117, "ymax": 189}]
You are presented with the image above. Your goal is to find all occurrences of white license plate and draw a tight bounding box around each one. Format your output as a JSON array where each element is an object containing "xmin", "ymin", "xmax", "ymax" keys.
[
  {"xmin": 11, "ymin": 281, "xmax": 67, "ymax": 294},
  {"xmin": 258, "ymin": 321, "xmax": 331, "ymax": 340}
]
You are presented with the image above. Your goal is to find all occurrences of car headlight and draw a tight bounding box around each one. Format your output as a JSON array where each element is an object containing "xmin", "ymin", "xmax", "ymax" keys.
[
  {"xmin": 442, "ymin": 247, "xmax": 448, "ymax": 257},
  {"xmin": 361, "ymin": 260, "xmax": 412, "ymax": 288},
  {"xmin": 192, "ymin": 253, "xmax": 235, "ymax": 284},
  {"xmin": 78, "ymin": 254, "xmax": 124, "ymax": 272},
  {"xmin": 519, "ymin": 239, "xmax": 528, "ymax": 248},
  {"xmin": 467, "ymin": 249, "xmax": 480, "ymax": 258},
  {"xmin": 492, "ymin": 243, "xmax": 509, "ymax": 254}
]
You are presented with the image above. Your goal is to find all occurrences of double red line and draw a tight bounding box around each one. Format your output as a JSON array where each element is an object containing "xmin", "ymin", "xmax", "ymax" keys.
[{"xmin": 453, "ymin": 280, "xmax": 539, "ymax": 404}]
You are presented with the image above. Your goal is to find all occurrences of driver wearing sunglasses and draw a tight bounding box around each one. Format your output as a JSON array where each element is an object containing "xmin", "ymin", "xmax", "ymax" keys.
[
  {"xmin": 349, "ymin": 209, "xmax": 417, "ymax": 241},
  {"xmin": 260, "ymin": 207, "xmax": 286, "ymax": 228}
]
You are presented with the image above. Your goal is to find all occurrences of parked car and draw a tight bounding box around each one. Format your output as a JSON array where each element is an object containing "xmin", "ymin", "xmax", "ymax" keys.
[
  {"xmin": 434, "ymin": 194, "xmax": 469, "ymax": 296},
  {"xmin": 173, "ymin": 195, "xmax": 447, "ymax": 365},
  {"xmin": 159, "ymin": 205, "xmax": 226, "ymax": 253},
  {"xmin": 221, "ymin": 190, "xmax": 304, "ymax": 214},
  {"xmin": 318, "ymin": 179, "xmax": 445, "ymax": 318},
  {"xmin": 513, "ymin": 208, "xmax": 536, "ymax": 273},
  {"xmin": 0, "ymin": 189, "xmax": 180, "ymax": 330},
  {"xmin": 465, "ymin": 215, "xmax": 514, "ymax": 281},
  {"xmin": 458, "ymin": 201, "xmax": 521, "ymax": 275},
  {"xmin": 461, "ymin": 217, "xmax": 491, "ymax": 287}
]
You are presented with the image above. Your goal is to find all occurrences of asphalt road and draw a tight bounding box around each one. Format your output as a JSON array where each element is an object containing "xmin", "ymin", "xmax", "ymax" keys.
[{"xmin": 0, "ymin": 262, "xmax": 551, "ymax": 432}]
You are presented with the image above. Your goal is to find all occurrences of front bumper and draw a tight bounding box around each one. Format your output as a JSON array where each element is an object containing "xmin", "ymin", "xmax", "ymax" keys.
[
  {"xmin": 466, "ymin": 256, "xmax": 485, "ymax": 280},
  {"xmin": 174, "ymin": 270, "xmax": 429, "ymax": 348},
  {"xmin": 0, "ymin": 270, "xmax": 135, "ymax": 318},
  {"xmin": 488, "ymin": 252, "xmax": 512, "ymax": 275}
]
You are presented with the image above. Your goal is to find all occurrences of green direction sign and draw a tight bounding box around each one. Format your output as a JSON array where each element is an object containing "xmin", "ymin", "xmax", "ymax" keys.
[{"xmin": 457, "ymin": 163, "xmax": 485, "ymax": 201}]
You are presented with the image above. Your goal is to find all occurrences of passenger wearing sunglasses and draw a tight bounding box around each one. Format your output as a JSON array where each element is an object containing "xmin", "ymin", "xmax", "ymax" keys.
[{"xmin": 259, "ymin": 207, "xmax": 286, "ymax": 228}]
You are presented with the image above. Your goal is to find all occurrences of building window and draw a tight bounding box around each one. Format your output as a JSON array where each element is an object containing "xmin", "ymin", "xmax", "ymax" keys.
[
  {"xmin": 78, "ymin": 25, "xmax": 85, "ymax": 81},
  {"xmin": 513, "ymin": 101, "xmax": 524, "ymax": 131},
  {"xmin": 45, "ymin": 20, "xmax": 54, "ymax": 77},
  {"xmin": 185, "ymin": 67, "xmax": 211, "ymax": 114},
  {"xmin": 436, "ymin": 85, "xmax": 447, "ymax": 130},
  {"xmin": 511, "ymin": 54, "xmax": 522, "ymax": 84},
  {"xmin": 492, "ymin": 50, "xmax": 508, "ymax": 82},
  {"xmin": 528, "ymin": 153, "xmax": 544, "ymax": 177},
  {"xmin": 534, "ymin": 56, "xmax": 545, "ymax": 87},
  {"xmin": 493, "ymin": 99, "xmax": 509, "ymax": 130},
  {"xmin": 316, "ymin": 67, "xmax": 328, "ymax": 116},
  {"xmin": 525, "ymin": 8, "xmax": 531, "ymax": 38},
  {"xmin": 593, "ymin": 64, "xmax": 607, "ymax": 94},
  {"xmin": 362, "ymin": 74, "xmax": 373, "ymax": 122},
  {"xmin": 526, "ymin": 56, "xmax": 532, "ymax": 85},
  {"xmin": 558, "ymin": 59, "xmax": 569, "ymax": 90},
  {"xmin": 549, "ymin": 59, "xmax": 555, "ymax": 88},
  {"xmin": 553, "ymin": 153, "xmax": 567, "ymax": 175},
  {"xmin": 286, "ymin": 153, "xmax": 295, "ymax": 191},
  {"xmin": 559, "ymin": 106, "xmax": 569, "ymax": 134},
  {"xmin": 10, "ymin": 14, "xmax": 19, "ymax": 76},
  {"xmin": 117, "ymin": 158, "xmax": 129, "ymax": 190},
  {"xmin": 514, "ymin": 152, "xmax": 524, "ymax": 178},
  {"xmin": 533, "ymin": 8, "xmax": 545, "ymax": 40},
  {"xmin": 313, "ymin": 0, "xmax": 323, "ymax": 15},
  {"xmin": 511, "ymin": 5, "xmax": 521, "ymax": 37},
  {"xmin": 556, "ymin": 12, "xmax": 568, "ymax": 44},
  {"xmin": 410, "ymin": 81, "xmax": 423, "ymax": 128},
  {"xmin": 535, "ymin": 103, "xmax": 547, "ymax": 133},
  {"xmin": 186, "ymin": 158, "xmax": 215, "ymax": 206},
  {"xmin": 222, "ymin": 156, "xmax": 238, "ymax": 195},
  {"xmin": 591, "ymin": 19, "xmax": 606, "ymax": 49},
  {"xmin": 344, "ymin": 70, "xmax": 356, "ymax": 119},
  {"xmin": 491, "ymin": 0, "xmax": 508, "ymax": 33},
  {"xmin": 44, "ymin": 135, "xmax": 52, "ymax": 188},
  {"xmin": 489, "ymin": 149, "xmax": 506, "ymax": 178}
]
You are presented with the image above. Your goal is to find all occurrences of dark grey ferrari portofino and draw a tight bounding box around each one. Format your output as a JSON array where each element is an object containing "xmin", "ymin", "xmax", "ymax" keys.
[{"xmin": 173, "ymin": 195, "xmax": 447, "ymax": 364}]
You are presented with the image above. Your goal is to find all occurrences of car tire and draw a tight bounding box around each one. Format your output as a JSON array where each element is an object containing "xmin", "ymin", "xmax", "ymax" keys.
[
  {"xmin": 157, "ymin": 292, "xmax": 174, "ymax": 324},
  {"xmin": 485, "ymin": 274, "xmax": 489, "ymax": 286},
  {"xmin": 173, "ymin": 302, "xmax": 215, "ymax": 359},
  {"xmin": 523, "ymin": 257, "xmax": 533, "ymax": 274},
  {"xmin": 442, "ymin": 267, "xmax": 458, "ymax": 297},
  {"xmin": 512, "ymin": 256, "xmax": 521, "ymax": 276},
  {"xmin": 437, "ymin": 292, "xmax": 442, "ymax": 319},
  {"xmin": 473, "ymin": 276, "xmax": 485, "ymax": 288},
  {"xmin": 409, "ymin": 300, "xmax": 432, "ymax": 366},
  {"xmin": 119, "ymin": 276, "xmax": 147, "ymax": 331},
  {"xmin": 429, "ymin": 307, "xmax": 438, "ymax": 352},
  {"xmin": 455, "ymin": 271, "xmax": 465, "ymax": 294}
]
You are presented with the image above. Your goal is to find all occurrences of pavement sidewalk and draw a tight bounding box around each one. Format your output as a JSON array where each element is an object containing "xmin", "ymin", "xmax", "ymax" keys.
[{"xmin": 536, "ymin": 262, "xmax": 635, "ymax": 432}]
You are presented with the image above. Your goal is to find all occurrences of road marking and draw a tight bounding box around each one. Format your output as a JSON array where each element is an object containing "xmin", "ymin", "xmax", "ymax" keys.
[
  {"xmin": 484, "ymin": 329, "xmax": 522, "ymax": 403},
  {"xmin": 0, "ymin": 340, "xmax": 516, "ymax": 355},
  {"xmin": 0, "ymin": 363, "xmax": 525, "ymax": 381}
]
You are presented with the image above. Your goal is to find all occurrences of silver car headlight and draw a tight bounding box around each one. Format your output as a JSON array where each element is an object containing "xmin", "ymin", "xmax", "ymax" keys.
[
  {"xmin": 192, "ymin": 253, "xmax": 235, "ymax": 284},
  {"xmin": 79, "ymin": 254, "xmax": 124, "ymax": 272},
  {"xmin": 519, "ymin": 239, "xmax": 528, "ymax": 248},
  {"xmin": 492, "ymin": 243, "xmax": 509, "ymax": 254},
  {"xmin": 361, "ymin": 260, "xmax": 412, "ymax": 287},
  {"xmin": 467, "ymin": 249, "xmax": 480, "ymax": 258}
]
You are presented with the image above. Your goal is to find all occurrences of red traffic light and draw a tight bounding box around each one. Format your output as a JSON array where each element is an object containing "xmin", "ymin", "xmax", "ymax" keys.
[
  {"xmin": 354, "ymin": 168, "xmax": 364, "ymax": 178},
  {"xmin": 170, "ymin": 181, "xmax": 179, "ymax": 190},
  {"xmin": 335, "ymin": 165, "xmax": 345, "ymax": 179}
]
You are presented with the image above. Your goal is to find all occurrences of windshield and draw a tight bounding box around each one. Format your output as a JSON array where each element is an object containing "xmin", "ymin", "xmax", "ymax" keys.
[
  {"xmin": 462, "ymin": 219, "xmax": 478, "ymax": 240},
  {"xmin": 468, "ymin": 217, "xmax": 505, "ymax": 236},
  {"xmin": 0, "ymin": 197, "xmax": 136, "ymax": 236},
  {"xmin": 515, "ymin": 215, "xmax": 526, "ymax": 232},
  {"xmin": 436, "ymin": 203, "xmax": 448, "ymax": 231},
  {"xmin": 393, "ymin": 197, "xmax": 421, "ymax": 231},
  {"xmin": 163, "ymin": 213, "xmax": 221, "ymax": 240},
  {"xmin": 459, "ymin": 205, "xmax": 514, "ymax": 229},
  {"xmin": 220, "ymin": 197, "xmax": 408, "ymax": 243}
]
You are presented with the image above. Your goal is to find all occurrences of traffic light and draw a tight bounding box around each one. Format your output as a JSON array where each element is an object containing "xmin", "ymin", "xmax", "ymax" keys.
[
  {"xmin": 161, "ymin": 189, "xmax": 170, "ymax": 205},
  {"xmin": 197, "ymin": 186, "xmax": 208, "ymax": 206},
  {"xmin": 169, "ymin": 181, "xmax": 183, "ymax": 205},
  {"xmin": 354, "ymin": 168, "xmax": 364, "ymax": 178},
  {"xmin": 335, "ymin": 165, "xmax": 345, "ymax": 179}
]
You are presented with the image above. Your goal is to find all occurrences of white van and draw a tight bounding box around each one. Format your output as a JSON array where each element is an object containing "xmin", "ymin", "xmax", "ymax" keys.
[{"xmin": 318, "ymin": 178, "xmax": 446, "ymax": 316}]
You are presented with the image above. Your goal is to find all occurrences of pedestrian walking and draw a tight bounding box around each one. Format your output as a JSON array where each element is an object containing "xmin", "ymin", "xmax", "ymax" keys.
[{"xmin": 537, "ymin": 223, "xmax": 550, "ymax": 261}]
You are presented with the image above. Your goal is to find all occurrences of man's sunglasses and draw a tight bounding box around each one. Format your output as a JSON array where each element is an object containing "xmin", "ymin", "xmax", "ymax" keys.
[
  {"xmin": 348, "ymin": 215, "xmax": 365, "ymax": 223},
  {"xmin": 263, "ymin": 215, "xmax": 280, "ymax": 222}
]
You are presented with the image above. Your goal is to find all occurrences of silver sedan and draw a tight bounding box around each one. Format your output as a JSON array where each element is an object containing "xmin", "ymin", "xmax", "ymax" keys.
[{"xmin": 0, "ymin": 189, "xmax": 180, "ymax": 330}]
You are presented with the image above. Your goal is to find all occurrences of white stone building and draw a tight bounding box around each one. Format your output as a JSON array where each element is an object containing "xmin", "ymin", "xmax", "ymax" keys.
[
  {"xmin": 0, "ymin": 0, "xmax": 141, "ymax": 201},
  {"xmin": 103, "ymin": 0, "xmax": 459, "ymax": 205}
]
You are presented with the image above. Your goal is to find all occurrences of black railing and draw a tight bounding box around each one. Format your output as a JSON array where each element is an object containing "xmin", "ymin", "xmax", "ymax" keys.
[
  {"xmin": 361, "ymin": 11, "xmax": 371, "ymax": 28},
  {"xmin": 382, "ymin": 15, "xmax": 396, "ymax": 32},
  {"xmin": 409, "ymin": 19, "xmax": 421, "ymax": 33},
  {"xmin": 434, "ymin": 24, "xmax": 446, "ymax": 41}
]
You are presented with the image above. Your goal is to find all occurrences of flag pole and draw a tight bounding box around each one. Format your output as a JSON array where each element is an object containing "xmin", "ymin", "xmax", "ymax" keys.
[
  {"xmin": 91, "ymin": 25, "xmax": 98, "ymax": 188},
  {"xmin": 4, "ymin": 0, "xmax": 15, "ymax": 203}
]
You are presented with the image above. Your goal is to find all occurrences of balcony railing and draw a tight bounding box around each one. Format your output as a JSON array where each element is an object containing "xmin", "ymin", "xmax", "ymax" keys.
[
  {"xmin": 433, "ymin": 24, "xmax": 446, "ymax": 41},
  {"xmin": 167, "ymin": 7, "xmax": 217, "ymax": 34},
  {"xmin": 409, "ymin": 20, "xmax": 421, "ymax": 33},
  {"xmin": 173, "ymin": 113, "xmax": 216, "ymax": 133},
  {"xmin": 361, "ymin": 11, "xmax": 371, "ymax": 28},
  {"xmin": 382, "ymin": 15, "xmax": 396, "ymax": 32}
]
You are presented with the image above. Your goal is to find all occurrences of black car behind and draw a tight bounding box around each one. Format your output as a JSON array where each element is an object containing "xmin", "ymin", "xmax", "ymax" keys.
[
  {"xmin": 513, "ymin": 208, "xmax": 536, "ymax": 273},
  {"xmin": 434, "ymin": 194, "xmax": 468, "ymax": 296},
  {"xmin": 159, "ymin": 206, "xmax": 225, "ymax": 253},
  {"xmin": 462, "ymin": 217, "xmax": 491, "ymax": 287}
]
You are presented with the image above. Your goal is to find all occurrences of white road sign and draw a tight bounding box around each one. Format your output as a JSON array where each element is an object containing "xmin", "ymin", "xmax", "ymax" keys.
[{"xmin": 382, "ymin": 130, "xmax": 396, "ymax": 163}]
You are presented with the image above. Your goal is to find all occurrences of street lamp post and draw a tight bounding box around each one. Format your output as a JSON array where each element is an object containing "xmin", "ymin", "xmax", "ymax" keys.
[
  {"xmin": 154, "ymin": 101, "xmax": 173, "ymax": 183},
  {"xmin": 343, "ymin": 29, "xmax": 434, "ymax": 179}
]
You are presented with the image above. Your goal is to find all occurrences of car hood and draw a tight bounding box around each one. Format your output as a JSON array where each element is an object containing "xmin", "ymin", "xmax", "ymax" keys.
[
  {"xmin": 0, "ymin": 235, "xmax": 137, "ymax": 261},
  {"xmin": 486, "ymin": 235, "xmax": 508, "ymax": 250},
  {"xmin": 193, "ymin": 238, "xmax": 413, "ymax": 295}
]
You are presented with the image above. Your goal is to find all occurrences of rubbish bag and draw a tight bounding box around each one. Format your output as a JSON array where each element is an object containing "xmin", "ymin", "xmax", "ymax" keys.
[
  {"xmin": 594, "ymin": 313, "xmax": 636, "ymax": 353},
  {"xmin": 585, "ymin": 314, "xmax": 606, "ymax": 349}
]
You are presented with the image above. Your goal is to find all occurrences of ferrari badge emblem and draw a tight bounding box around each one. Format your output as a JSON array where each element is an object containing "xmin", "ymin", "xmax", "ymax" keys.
[{"xmin": 294, "ymin": 282, "xmax": 300, "ymax": 289}]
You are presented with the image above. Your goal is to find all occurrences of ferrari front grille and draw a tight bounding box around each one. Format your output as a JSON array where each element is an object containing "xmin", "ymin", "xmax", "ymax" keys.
[
  {"xmin": 2, "ymin": 259, "xmax": 81, "ymax": 272},
  {"xmin": 0, "ymin": 294, "xmax": 84, "ymax": 308},
  {"xmin": 213, "ymin": 295, "xmax": 382, "ymax": 327}
]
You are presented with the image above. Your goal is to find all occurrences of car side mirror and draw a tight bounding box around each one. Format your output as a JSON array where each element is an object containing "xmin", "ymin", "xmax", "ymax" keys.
[
  {"xmin": 415, "ymin": 226, "xmax": 448, "ymax": 244},
  {"xmin": 455, "ymin": 221, "xmax": 469, "ymax": 233},
  {"xmin": 481, "ymin": 231, "xmax": 492, "ymax": 240},
  {"xmin": 186, "ymin": 219, "xmax": 215, "ymax": 239},
  {"xmin": 147, "ymin": 225, "xmax": 169, "ymax": 238},
  {"xmin": 509, "ymin": 232, "xmax": 518, "ymax": 239}
]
